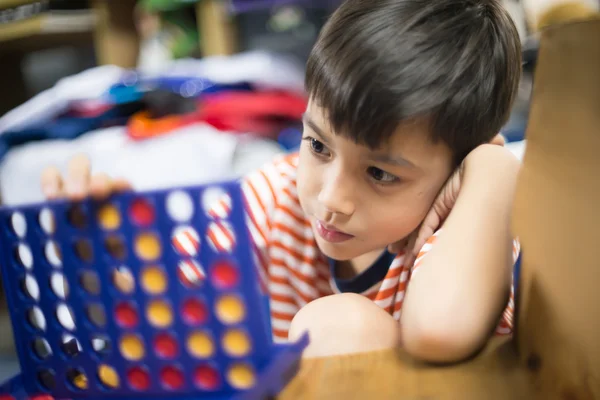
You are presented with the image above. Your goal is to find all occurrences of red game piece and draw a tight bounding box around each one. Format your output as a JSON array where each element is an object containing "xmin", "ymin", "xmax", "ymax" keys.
[
  {"xmin": 160, "ymin": 366, "xmax": 184, "ymax": 390},
  {"xmin": 127, "ymin": 366, "xmax": 151, "ymax": 391},
  {"xmin": 115, "ymin": 302, "xmax": 138, "ymax": 328},
  {"xmin": 182, "ymin": 298, "xmax": 208, "ymax": 325},
  {"xmin": 194, "ymin": 365, "xmax": 220, "ymax": 390},
  {"xmin": 154, "ymin": 332, "xmax": 178, "ymax": 359},
  {"xmin": 129, "ymin": 198, "xmax": 155, "ymax": 227},
  {"xmin": 211, "ymin": 260, "xmax": 239, "ymax": 289},
  {"xmin": 0, "ymin": 395, "xmax": 16, "ymax": 400}
]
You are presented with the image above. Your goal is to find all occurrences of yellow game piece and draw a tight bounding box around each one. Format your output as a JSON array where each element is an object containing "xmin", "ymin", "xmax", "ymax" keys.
[
  {"xmin": 215, "ymin": 295, "xmax": 245, "ymax": 324},
  {"xmin": 98, "ymin": 205, "xmax": 121, "ymax": 230},
  {"xmin": 147, "ymin": 300, "xmax": 173, "ymax": 328},
  {"xmin": 187, "ymin": 331, "xmax": 215, "ymax": 358},
  {"xmin": 72, "ymin": 372, "xmax": 88, "ymax": 390},
  {"xmin": 222, "ymin": 329, "xmax": 251, "ymax": 357},
  {"xmin": 135, "ymin": 233, "xmax": 161, "ymax": 261},
  {"xmin": 98, "ymin": 364, "xmax": 120, "ymax": 389},
  {"xmin": 120, "ymin": 334, "xmax": 145, "ymax": 361},
  {"xmin": 141, "ymin": 266, "xmax": 167, "ymax": 295},
  {"xmin": 227, "ymin": 363, "xmax": 255, "ymax": 389}
]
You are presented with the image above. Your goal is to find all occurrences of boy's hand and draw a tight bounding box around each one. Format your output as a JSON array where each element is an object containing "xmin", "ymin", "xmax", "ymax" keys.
[
  {"xmin": 388, "ymin": 134, "xmax": 507, "ymax": 266},
  {"xmin": 40, "ymin": 154, "xmax": 132, "ymax": 201}
]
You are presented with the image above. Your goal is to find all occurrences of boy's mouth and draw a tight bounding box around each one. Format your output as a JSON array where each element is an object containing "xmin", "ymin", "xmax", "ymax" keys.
[{"xmin": 315, "ymin": 220, "xmax": 354, "ymax": 243}]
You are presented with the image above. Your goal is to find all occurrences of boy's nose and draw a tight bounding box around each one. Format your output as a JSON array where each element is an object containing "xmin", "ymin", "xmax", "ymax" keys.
[{"xmin": 317, "ymin": 175, "xmax": 355, "ymax": 217}]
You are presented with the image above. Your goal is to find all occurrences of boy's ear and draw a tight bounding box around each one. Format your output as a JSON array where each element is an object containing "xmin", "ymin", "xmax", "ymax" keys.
[{"xmin": 489, "ymin": 133, "xmax": 505, "ymax": 146}]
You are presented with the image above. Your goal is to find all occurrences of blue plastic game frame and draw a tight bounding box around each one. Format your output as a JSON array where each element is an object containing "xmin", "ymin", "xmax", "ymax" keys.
[{"xmin": 0, "ymin": 181, "xmax": 308, "ymax": 400}]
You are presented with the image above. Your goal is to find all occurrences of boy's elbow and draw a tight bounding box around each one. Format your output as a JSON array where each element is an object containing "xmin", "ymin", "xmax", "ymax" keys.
[{"xmin": 401, "ymin": 314, "xmax": 488, "ymax": 364}]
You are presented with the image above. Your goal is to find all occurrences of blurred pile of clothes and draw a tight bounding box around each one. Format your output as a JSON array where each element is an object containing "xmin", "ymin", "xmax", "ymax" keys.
[{"xmin": 0, "ymin": 52, "xmax": 307, "ymax": 206}]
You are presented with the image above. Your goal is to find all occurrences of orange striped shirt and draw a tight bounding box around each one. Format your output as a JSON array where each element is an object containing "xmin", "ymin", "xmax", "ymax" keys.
[{"xmin": 211, "ymin": 153, "xmax": 519, "ymax": 341}]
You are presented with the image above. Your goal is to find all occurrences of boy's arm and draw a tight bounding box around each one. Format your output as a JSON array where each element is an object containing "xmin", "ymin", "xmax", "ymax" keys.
[{"xmin": 400, "ymin": 144, "xmax": 520, "ymax": 363}]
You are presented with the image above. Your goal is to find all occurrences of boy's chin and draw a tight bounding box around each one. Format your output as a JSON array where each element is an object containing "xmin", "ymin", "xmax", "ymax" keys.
[{"xmin": 315, "ymin": 238, "xmax": 360, "ymax": 261}]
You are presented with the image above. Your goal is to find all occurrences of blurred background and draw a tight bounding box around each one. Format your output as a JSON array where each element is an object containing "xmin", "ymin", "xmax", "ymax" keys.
[{"xmin": 0, "ymin": 0, "xmax": 597, "ymax": 381}]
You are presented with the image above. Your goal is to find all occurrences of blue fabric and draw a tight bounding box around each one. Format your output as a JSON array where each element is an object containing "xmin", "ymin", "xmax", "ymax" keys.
[{"xmin": 330, "ymin": 250, "xmax": 396, "ymax": 294}]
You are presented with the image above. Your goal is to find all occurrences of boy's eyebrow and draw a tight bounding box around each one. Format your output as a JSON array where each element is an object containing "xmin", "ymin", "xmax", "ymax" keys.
[
  {"xmin": 302, "ymin": 113, "xmax": 330, "ymax": 144},
  {"xmin": 370, "ymin": 153, "xmax": 416, "ymax": 168}
]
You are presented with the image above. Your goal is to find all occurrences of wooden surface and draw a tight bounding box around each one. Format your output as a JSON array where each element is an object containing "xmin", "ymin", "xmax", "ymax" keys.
[
  {"xmin": 513, "ymin": 16, "xmax": 600, "ymax": 399},
  {"xmin": 281, "ymin": 338, "xmax": 533, "ymax": 400}
]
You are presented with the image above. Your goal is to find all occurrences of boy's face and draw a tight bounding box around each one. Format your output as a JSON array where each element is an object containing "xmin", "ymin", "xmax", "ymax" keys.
[{"xmin": 297, "ymin": 101, "xmax": 453, "ymax": 261}]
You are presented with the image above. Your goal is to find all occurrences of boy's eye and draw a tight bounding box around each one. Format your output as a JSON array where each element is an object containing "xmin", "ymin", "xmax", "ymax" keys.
[
  {"xmin": 310, "ymin": 138, "xmax": 325, "ymax": 153},
  {"xmin": 367, "ymin": 167, "xmax": 398, "ymax": 183},
  {"xmin": 303, "ymin": 137, "xmax": 330, "ymax": 156}
]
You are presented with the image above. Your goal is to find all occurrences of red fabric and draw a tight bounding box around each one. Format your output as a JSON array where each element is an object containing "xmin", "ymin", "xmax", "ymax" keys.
[{"xmin": 126, "ymin": 91, "xmax": 307, "ymax": 141}]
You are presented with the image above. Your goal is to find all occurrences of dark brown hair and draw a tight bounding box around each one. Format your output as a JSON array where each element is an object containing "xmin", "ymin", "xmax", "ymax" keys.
[{"xmin": 306, "ymin": 0, "xmax": 522, "ymax": 165}]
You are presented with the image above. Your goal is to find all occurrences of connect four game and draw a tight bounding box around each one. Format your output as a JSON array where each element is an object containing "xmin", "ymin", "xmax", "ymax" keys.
[{"xmin": 0, "ymin": 182, "xmax": 308, "ymax": 400}]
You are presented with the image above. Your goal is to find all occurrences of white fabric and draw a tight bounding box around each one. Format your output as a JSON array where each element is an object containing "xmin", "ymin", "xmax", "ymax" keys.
[{"xmin": 0, "ymin": 122, "xmax": 283, "ymax": 206}]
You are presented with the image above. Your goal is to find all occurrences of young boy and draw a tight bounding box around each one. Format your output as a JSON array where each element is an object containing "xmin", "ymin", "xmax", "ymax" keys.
[{"xmin": 41, "ymin": 0, "xmax": 522, "ymax": 364}]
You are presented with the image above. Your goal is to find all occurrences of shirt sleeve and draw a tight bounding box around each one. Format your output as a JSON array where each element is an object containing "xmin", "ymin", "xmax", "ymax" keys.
[{"xmin": 410, "ymin": 230, "xmax": 520, "ymax": 335}]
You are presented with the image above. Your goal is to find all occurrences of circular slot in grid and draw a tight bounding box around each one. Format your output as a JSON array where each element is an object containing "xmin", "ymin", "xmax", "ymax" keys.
[
  {"xmin": 222, "ymin": 329, "xmax": 252, "ymax": 357},
  {"xmin": 154, "ymin": 332, "xmax": 179, "ymax": 359},
  {"xmin": 182, "ymin": 298, "xmax": 209, "ymax": 326},
  {"xmin": 146, "ymin": 300, "xmax": 173, "ymax": 328},
  {"xmin": 27, "ymin": 307, "xmax": 46, "ymax": 331},
  {"xmin": 37, "ymin": 368, "xmax": 57, "ymax": 390},
  {"xmin": 73, "ymin": 239, "xmax": 94, "ymax": 263},
  {"xmin": 135, "ymin": 232, "xmax": 161, "ymax": 261},
  {"xmin": 97, "ymin": 204, "xmax": 121, "ymax": 230},
  {"xmin": 201, "ymin": 187, "xmax": 232, "ymax": 220},
  {"xmin": 171, "ymin": 226, "xmax": 200, "ymax": 257},
  {"xmin": 206, "ymin": 221, "xmax": 236, "ymax": 254},
  {"xmin": 187, "ymin": 331, "xmax": 215, "ymax": 359},
  {"xmin": 227, "ymin": 363, "xmax": 256, "ymax": 390},
  {"xmin": 32, "ymin": 337, "xmax": 52, "ymax": 360},
  {"xmin": 79, "ymin": 270, "xmax": 101, "ymax": 295},
  {"xmin": 211, "ymin": 260, "xmax": 240, "ymax": 290},
  {"xmin": 112, "ymin": 266, "xmax": 135, "ymax": 294},
  {"xmin": 119, "ymin": 334, "xmax": 145, "ymax": 361},
  {"xmin": 39, "ymin": 207, "xmax": 56, "ymax": 235},
  {"xmin": 86, "ymin": 303, "xmax": 107, "ymax": 328},
  {"xmin": 66, "ymin": 367, "xmax": 88, "ymax": 390},
  {"xmin": 141, "ymin": 265, "xmax": 167, "ymax": 295},
  {"xmin": 44, "ymin": 241, "xmax": 62, "ymax": 267},
  {"xmin": 115, "ymin": 302, "xmax": 139, "ymax": 329},
  {"xmin": 50, "ymin": 272, "xmax": 69, "ymax": 299},
  {"xmin": 104, "ymin": 235, "xmax": 127, "ymax": 261},
  {"xmin": 177, "ymin": 260, "xmax": 206, "ymax": 289},
  {"xmin": 98, "ymin": 364, "xmax": 120, "ymax": 389},
  {"xmin": 160, "ymin": 365, "xmax": 185, "ymax": 390},
  {"xmin": 194, "ymin": 364, "xmax": 221, "ymax": 391},
  {"xmin": 215, "ymin": 294, "xmax": 246, "ymax": 325},
  {"xmin": 14, "ymin": 243, "xmax": 33, "ymax": 270},
  {"xmin": 61, "ymin": 334, "xmax": 82, "ymax": 359},
  {"xmin": 129, "ymin": 197, "xmax": 155, "ymax": 227},
  {"xmin": 91, "ymin": 334, "xmax": 112, "ymax": 357},
  {"xmin": 66, "ymin": 204, "xmax": 88, "ymax": 229},
  {"xmin": 10, "ymin": 212, "xmax": 27, "ymax": 238},
  {"xmin": 21, "ymin": 274, "xmax": 40, "ymax": 301},
  {"xmin": 166, "ymin": 190, "xmax": 194, "ymax": 222},
  {"xmin": 127, "ymin": 366, "xmax": 151, "ymax": 391},
  {"xmin": 56, "ymin": 303, "xmax": 76, "ymax": 331}
]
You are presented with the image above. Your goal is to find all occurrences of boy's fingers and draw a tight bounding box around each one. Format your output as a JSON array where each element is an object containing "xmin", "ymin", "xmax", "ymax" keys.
[
  {"xmin": 66, "ymin": 154, "xmax": 91, "ymax": 200},
  {"xmin": 112, "ymin": 178, "xmax": 133, "ymax": 193},
  {"xmin": 40, "ymin": 166, "xmax": 64, "ymax": 199},
  {"xmin": 89, "ymin": 173, "xmax": 114, "ymax": 200}
]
